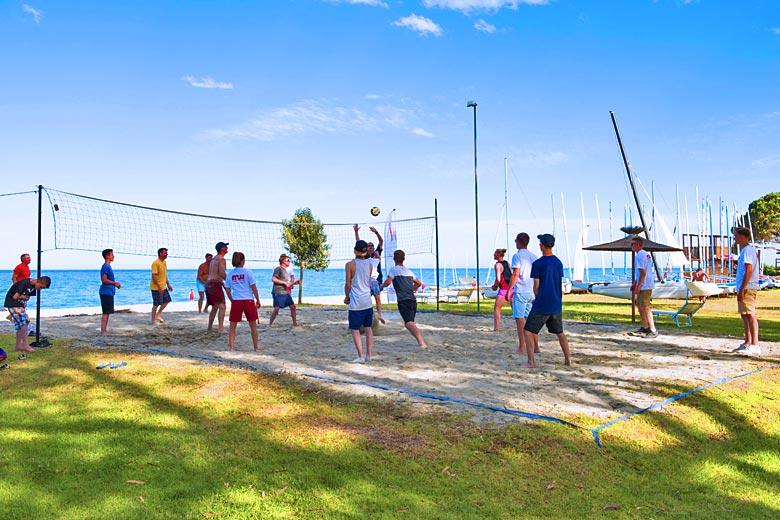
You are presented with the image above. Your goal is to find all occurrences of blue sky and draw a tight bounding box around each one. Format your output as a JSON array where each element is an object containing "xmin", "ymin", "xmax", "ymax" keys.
[{"xmin": 2, "ymin": 0, "xmax": 779, "ymax": 272}]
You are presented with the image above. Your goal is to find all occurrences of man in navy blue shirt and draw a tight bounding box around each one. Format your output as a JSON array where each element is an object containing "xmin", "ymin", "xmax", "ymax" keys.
[{"xmin": 522, "ymin": 234, "xmax": 572, "ymax": 369}]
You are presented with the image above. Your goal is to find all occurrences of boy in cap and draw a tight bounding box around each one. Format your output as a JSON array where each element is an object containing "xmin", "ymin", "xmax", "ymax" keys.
[
  {"xmin": 207, "ymin": 241, "xmax": 229, "ymax": 333},
  {"xmin": 630, "ymin": 236, "xmax": 658, "ymax": 338},
  {"xmin": 522, "ymin": 234, "xmax": 571, "ymax": 368},
  {"xmin": 344, "ymin": 240, "xmax": 374, "ymax": 362}
]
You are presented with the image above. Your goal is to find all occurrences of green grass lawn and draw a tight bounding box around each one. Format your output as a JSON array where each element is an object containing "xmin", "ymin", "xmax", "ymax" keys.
[{"xmin": 1, "ymin": 328, "xmax": 779, "ymax": 519}]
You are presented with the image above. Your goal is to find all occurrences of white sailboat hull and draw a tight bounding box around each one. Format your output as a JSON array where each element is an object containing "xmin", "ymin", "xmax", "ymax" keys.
[{"xmin": 590, "ymin": 281, "xmax": 722, "ymax": 299}]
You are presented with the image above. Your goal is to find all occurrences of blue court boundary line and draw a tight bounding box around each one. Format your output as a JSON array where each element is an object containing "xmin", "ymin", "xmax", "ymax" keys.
[
  {"xmin": 138, "ymin": 347, "xmax": 778, "ymax": 447},
  {"xmin": 589, "ymin": 362, "xmax": 780, "ymax": 447},
  {"xmin": 143, "ymin": 348, "xmax": 586, "ymax": 432}
]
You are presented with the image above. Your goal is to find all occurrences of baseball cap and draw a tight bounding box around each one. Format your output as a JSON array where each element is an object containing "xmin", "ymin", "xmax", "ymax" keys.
[
  {"xmin": 215, "ymin": 241, "xmax": 229, "ymax": 252},
  {"xmin": 354, "ymin": 240, "xmax": 369, "ymax": 254},
  {"xmin": 537, "ymin": 234, "xmax": 555, "ymax": 248}
]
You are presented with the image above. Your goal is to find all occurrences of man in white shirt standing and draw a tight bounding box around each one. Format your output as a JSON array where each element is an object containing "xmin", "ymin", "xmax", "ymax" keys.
[
  {"xmin": 507, "ymin": 232, "xmax": 538, "ymax": 355},
  {"xmin": 732, "ymin": 227, "xmax": 760, "ymax": 355},
  {"xmin": 630, "ymin": 236, "xmax": 658, "ymax": 338}
]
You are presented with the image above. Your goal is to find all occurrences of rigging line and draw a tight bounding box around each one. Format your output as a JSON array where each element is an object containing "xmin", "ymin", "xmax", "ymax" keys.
[
  {"xmin": 506, "ymin": 162, "xmax": 545, "ymax": 229},
  {"xmin": 0, "ymin": 190, "xmax": 37, "ymax": 197}
]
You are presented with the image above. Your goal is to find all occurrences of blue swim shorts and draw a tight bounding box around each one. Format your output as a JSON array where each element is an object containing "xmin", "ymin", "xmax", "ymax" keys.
[
  {"xmin": 512, "ymin": 292, "xmax": 534, "ymax": 319},
  {"xmin": 348, "ymin": 308, "xmax": 373, "ymax": 330},
  {"xmin": 272, "ymin": 293, "xmax": 295, "ymax": 309}
]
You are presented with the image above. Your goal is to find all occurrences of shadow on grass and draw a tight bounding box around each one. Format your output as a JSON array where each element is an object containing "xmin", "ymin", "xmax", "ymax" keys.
[{"xmin": 0, "ymin": 343, "xmax": 779, "ymax": 519}]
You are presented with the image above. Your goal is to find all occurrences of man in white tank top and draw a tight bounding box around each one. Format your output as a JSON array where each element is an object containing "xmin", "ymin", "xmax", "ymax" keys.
[{"xmin": 344, "ymin": 240, "xmax": 374, "ymax": 363}]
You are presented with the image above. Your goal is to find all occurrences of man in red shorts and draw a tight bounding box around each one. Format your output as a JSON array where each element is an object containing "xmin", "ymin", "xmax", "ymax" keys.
[{"xmin": 206, "ymin": 241, "xmax": 229, "ymax": 333}]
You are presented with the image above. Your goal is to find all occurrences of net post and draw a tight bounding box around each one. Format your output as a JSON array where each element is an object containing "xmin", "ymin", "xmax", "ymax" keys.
[
  {"xmin": 435, "ymin": 198, "xmax": 440, "ymax": 312},
  {"xmin": 31, "ymin": 185, "xmax": 51, "ymax": 348}
]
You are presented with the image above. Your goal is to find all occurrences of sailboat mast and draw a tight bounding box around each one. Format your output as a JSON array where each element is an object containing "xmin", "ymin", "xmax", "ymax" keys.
[
  {"xmin": 561, "ymin": 192, "xmax": 573, "ymax": 280},
  {"xmin": 504, "ymin": 157, "xmax": 510, "ymax": 248},
  {"xmin": 609, "ymin": 111, "xmax": 662, "ymax": 281}
]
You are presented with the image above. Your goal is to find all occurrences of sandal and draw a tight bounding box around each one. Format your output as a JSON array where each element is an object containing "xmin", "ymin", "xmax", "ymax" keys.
[
  {"xmin": 96, "ymin": 362, "xmax": 111, "ymax": 369},
  {"xmin": 0, "ymin": 363, "xmax": 10, "ymax": 370},
  {"xmin": 17, "ymin": 354, "xmax": 27, "ymax": 361}
]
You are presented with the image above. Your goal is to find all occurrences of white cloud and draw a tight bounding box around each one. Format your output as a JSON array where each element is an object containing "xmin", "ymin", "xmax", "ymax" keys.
[
  {"xmin": 474, "ymin": 19, "xmax": 496, "ymax": 33},
  {"xmin": 411, "ymin": 128, "xmax": 436, "ymax": 138},
  {"xmin": 507, "ymin": 147, "xmax": 569, "ymax": 167},
  {"xmin": 205, "ymin": 98, "xmax": 423, "ymax": 141},
  {"xmin": 23, "ymin": 4, "xmax": 42, "ymax": 23},
  {"xmin": 751, "ymin": 154, "xmax": 780, "ymax": 169},
  {"xmin": 423, "ymin": 0, "xmax": 550, "ymax": 13},
  {"xmin": 324, "ymin": 0, "xmax": 389, "ymax": 6},
  {"xmin": 393, "ymin": 14, "xmax": 443, "ymax": 36},
  {"xmin": 182, "ymin": 76, "xmax": 234, "ymax": 90}
]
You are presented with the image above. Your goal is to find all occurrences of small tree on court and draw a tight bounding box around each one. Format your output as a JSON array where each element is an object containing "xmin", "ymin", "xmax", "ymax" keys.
[{"xmin": 282, "ymin": 208, "xmax": 330, "ymax": 304}]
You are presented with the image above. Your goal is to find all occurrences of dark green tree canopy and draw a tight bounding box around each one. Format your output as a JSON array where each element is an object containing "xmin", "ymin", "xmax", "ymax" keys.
[
  {"xmin": 746, "ymin": 192, "xmax": 780, "ymax": 242},
  {"xmin": 282, "ymin": 208, "xmax": 330, "ymax": 303}
]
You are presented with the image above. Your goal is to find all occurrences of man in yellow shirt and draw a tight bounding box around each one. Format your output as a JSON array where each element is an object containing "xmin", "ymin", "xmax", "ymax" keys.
[{"xmin": 151, "ymin": 247, "xmax": 173, "ymax": 324}]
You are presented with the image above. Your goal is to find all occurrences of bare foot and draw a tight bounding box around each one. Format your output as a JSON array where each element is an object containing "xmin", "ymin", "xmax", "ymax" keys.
[
  {"xmin": 519, "ymin": 362, "xmax": 536, "ymax": 369},
  {"xmin": 15, "ymin": 345, "xmax": 34, "ymax": 352},
  {"xmin": 420, "ymin": 344, "xmax": 428, "ymax": 350},
  {"xmin": 534, "ymin": 348, "xmax": 541, "ymax": 353},
  {"xmin": 564, "ymin": 359, "xmax": 572, "ymax": 366},
  {"xmin": 379, "ymin": 317, "xmax": 386, "ymax": 324},
  {"xmin": 516, "ymin": 348, "xmax": 526, "ymax": 355},
  {"xmin": 218, "ymin": 329, "xmax": 228, "ymax": 334}
]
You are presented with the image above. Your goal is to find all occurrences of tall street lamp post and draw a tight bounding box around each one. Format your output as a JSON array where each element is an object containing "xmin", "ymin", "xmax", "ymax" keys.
[{"xmin": 467, "ymin": 101, "xmax": 480, "ymax": 311}]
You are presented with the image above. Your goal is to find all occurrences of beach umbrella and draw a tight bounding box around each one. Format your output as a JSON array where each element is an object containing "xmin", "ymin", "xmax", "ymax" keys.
[
  {"xmin": 583, "ymin": 233, "xmax": 682, "ymax": 323},
  {"xmin": 582, "ymin": 235, "xmax": 682, "ymax": 253}
]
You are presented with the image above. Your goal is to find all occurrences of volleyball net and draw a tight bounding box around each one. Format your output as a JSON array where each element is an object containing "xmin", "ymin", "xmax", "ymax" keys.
[{"xmin": 43, "ymin": 188, "xmax": 435, "ymax": 263}]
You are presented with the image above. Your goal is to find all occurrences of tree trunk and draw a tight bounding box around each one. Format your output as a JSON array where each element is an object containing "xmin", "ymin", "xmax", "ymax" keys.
[{"xmin": 297, "ymin": 266, "xmax": 304, "ymax": 304}]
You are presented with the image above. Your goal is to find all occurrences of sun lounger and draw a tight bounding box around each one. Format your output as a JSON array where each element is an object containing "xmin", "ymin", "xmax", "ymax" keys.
[{"xmin": 652, "ymin": 281, "xmax": 710, "ymax": 328}]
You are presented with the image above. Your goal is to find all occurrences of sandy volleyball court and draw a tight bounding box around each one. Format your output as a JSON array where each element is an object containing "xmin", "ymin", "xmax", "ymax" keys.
[{"xmin": 8, "ymin": 304, "xmax": 777, "ymax": 423}]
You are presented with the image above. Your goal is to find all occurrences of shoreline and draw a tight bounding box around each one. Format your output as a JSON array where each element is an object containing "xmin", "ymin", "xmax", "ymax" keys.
[{"xmin": 2, "ymin": 295, "xmax": 349, "ymax": 319}]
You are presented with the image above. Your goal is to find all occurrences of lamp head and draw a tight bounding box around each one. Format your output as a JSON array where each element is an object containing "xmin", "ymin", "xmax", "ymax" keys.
[{"xmin": 466, "ymin": 101, "xmax": 477, "ymax": 108}]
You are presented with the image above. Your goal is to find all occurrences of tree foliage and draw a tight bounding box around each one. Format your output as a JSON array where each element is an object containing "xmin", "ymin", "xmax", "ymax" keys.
[
  {"xmin": 745, "ymin": 192, "xmax": 780, "ymax": 242},
  {"xmin": 281, "ymin": 208, "xmax": 330, "ymax": 303}
]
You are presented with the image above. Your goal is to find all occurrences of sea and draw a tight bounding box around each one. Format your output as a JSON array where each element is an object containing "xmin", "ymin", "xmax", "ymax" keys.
[{"xmin": 1, "ymin": 267, "xmax": 628, "ymax": 310}]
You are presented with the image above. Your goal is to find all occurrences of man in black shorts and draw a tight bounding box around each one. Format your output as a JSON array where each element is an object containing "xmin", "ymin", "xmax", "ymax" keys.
[
  {"xmin": 522, "ymin": 234, "xmax": 571, "ymax": 368},
  {"xmin": 99, "ymin": 249, "xmax": 121, "ymax": 334},
  {"xmin": 381, "ymin": 250, "xmax": 427, "ymax": 350}
]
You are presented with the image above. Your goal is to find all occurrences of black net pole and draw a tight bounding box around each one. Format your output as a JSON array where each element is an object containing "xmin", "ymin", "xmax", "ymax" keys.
[
  {"xmin": 32, "ymin": 185, "xmax": 50, "ymax": 348},
  {"xmin": 435, "ymin": 198, "xmax": 440, "ymax": 312}
]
